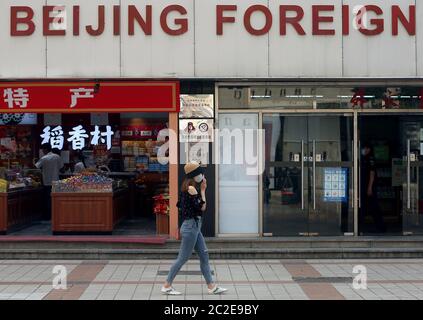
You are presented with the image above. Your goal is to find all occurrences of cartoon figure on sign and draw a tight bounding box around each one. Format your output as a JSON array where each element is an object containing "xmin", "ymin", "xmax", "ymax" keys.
[{"xmin": 185, "ymin": 122, "xmax": 196, "ymax": 134}]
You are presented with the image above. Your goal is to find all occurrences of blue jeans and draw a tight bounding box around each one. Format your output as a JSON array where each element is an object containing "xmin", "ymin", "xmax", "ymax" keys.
[{"xmin": 166, "ymin": 217, "xmax": 213, "ymax": 285}]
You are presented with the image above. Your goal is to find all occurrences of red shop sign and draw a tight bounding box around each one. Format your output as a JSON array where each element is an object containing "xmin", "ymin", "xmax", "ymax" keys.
[{"xmin": 0, "ymin": 81, "xmax": 180, "ymax": 113}]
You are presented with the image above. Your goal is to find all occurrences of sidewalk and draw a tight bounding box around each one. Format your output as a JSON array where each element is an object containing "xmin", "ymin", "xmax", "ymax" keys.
[{"xmin": 0, "ymin": 259, "xmax": 423, "ymax": 300}]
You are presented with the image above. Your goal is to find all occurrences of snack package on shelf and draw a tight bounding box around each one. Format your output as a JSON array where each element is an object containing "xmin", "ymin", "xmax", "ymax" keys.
[
  {"xmin": 52, "ymin": 173, "xmax": 115, "ymax": 193},
  {"xmin": 135, "ymin": 155, "xmax": 149, "ymax": 171},
  {"xmin": 0, "ymin": 179, "xmax": 7, "ymax": 192}
]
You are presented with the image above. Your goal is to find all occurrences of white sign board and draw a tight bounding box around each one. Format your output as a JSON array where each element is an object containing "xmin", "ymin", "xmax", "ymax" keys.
[
  {"xmin": 0, "ymin": 0, "xmax": 421, "ymax": 79},
  {"xmin": 180, "ymin": 94, "xmax": 214, "ymax": 118}
]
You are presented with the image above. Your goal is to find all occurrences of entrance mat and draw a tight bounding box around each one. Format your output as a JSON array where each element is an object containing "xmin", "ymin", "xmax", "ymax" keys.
[
  {"xmin": 157, "ymin": 271, "xmax": 215, "ymax": 276},
  {"xmin": 293, "ymin": 277, "xmax": 353, "ymax": 283},
  {"xmin": 0, "ymin": 236, "xmax": 168, "ymax": 245}
]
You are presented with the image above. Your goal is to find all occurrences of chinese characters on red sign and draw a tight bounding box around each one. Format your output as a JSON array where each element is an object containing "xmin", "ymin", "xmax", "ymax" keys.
[{"xmin": 0, "ymin": 82, "xmax": 180, "ymax": 113}]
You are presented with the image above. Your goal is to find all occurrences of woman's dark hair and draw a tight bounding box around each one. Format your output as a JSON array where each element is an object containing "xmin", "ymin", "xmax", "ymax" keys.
[
  {"xmin": 181, "ymin": 178, "xmax": 197, "ymax": 193},
  {"xmin": 52, "ymin": 148, "xmax": 61, "ymax": 155},
  {"xmin": 363, "ymin": 142, "xmax": 372, "ymax": 149},
  {"xmin": 41, "ymin": 143, "xmax": 52, "ymax": 153},
  {"xmin": 363, "ymin": 142, "xmax": 374, "ymax": 156}
]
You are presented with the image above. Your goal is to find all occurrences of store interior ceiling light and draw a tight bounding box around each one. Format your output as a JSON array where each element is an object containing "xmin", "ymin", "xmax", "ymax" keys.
[
  {"xmin": 285, "ymin": 95, "xmax": 324, "ymax": 98},
  {"xmin": 251, "ymin": 95, "xmax": 271, "ymax": 99}
]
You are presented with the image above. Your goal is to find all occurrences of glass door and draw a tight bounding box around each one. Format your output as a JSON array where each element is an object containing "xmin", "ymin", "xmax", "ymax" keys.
[
  {"xmin": 263, "ymin": 114, "xmax": 354, "ymax": 236},
  {"xmin": 401, "ymin": 118, "xmax": 423, "ymax": 235},
  {"xmin": 358, "ymin": 115, "xmax": 423, "ymax": 236},
  {"xmin": 263, "ymin": 115, "xmax": 309, "ymax": 236},
  {"xmin": 308, "ymin": 116, "xmax": 354, "ymax": 236}
]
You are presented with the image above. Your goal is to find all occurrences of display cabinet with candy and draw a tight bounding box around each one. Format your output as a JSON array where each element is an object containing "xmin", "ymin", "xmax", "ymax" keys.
[{"xmin": 52, "ymin": 173, "xmax": 116, "ymax": 193}]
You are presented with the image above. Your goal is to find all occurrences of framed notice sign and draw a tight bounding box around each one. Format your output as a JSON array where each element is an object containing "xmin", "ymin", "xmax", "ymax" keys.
[
  {"xmin": 324, "ymin": 168, "xmax": 348, "ymax": 203},
  {"xmin": 179, "ymin": 95, "xmax": 214, "ymax": 118},
  {"xmin": 179, "ymin": 119, "xmax": 214, "ymax": 143}
]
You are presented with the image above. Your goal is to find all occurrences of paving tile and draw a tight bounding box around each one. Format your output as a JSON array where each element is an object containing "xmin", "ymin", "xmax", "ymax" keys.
[{"xmin": 1, "ymin": 259, "xmax": 423, "ymax": 300}]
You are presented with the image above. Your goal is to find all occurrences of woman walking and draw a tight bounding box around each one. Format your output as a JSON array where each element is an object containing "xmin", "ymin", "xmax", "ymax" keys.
[{"xmin": 161, "ymin": 162, "xmax": 227, "ymax": 295}]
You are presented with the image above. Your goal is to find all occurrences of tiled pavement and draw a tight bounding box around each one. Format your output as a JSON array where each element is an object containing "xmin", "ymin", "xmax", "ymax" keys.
[{"xmin": 0, "ymin": 259, "xmax": 423, "ymax": 300}]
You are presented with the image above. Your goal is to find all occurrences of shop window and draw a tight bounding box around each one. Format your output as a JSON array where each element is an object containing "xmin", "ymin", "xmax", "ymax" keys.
[
  {"xmin": 218, "ymin": 85, "xmax": 423, "ymax": 110},
  {"xmin": 0, "ymin": 112, "xmax": 170, "ymax": 236}
]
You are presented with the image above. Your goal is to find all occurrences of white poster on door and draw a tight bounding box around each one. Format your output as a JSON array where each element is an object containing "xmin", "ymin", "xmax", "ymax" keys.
[{"xmin": 218, "ymin": 113, "xmax": 259, "ymax": 234}]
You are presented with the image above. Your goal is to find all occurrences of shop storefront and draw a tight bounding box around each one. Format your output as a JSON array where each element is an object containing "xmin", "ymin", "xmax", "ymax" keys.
[
  {"xmin": 0, "ymin": 81, "xmax": 180, "ymax": 238},
  {"xmin": 2, "ymin": 0, "xmax": 423, "ymax": 240}
]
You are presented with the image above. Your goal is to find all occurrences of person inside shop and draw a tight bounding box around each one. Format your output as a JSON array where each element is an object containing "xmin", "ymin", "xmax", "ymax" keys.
[
  {"xmin": 360, "ymin": 142, "xmax": 386, "ymax": 234},
  {"xmin": 161, "ymin": 161, "xmax": 227, "ymax": 296},
  {"xmin": 34, "ymin": 144, "xmax": 65, "ymax": 220},
  {"xmin": 97, "ymin": 154, "xmax": 112, "ymax": 173},
  {"xmin": 73, "ymin": 151, "xmax": 86, "ymax": 174}
]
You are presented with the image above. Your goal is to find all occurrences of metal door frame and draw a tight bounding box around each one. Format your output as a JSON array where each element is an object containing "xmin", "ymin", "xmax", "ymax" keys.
[
  {"xmin": 260, "ymin": 112, "xmax": 355, "ymax": 236},
  {"xmin": 215, "ymin": 108, "xmax": 357, "ymax": 237},
  {"xmin": 215, "ymin": 81, "xmax": 423, "ymax": 238}
]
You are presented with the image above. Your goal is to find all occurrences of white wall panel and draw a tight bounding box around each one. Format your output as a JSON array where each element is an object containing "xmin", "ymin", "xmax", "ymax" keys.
[
  {"xmin": 121, "ymin": 0, "xmax": 194, "ymax": 77},
  {"xmin": 0, "ymin": 0, "xmax": 46, "ymax": 78},
  {"xmin": 416, "ymin": 0, "xmax": 423, "ymax": 76},
  {"xmin": 195, "ymin": 0, "xmax": 269, "ymax": 78},
  {"xmin": 0, "ymin": 0, "xmax": 421, "ymax": 79},
  {"xmin": 343, "ymin": 0, "xmax": 416, "ymax": 77},
  {"xmin": 269, "ymin": 0, "xmax": 343, "ymax": 77},
  {"xmin": 46, "ymin": 0, "xmax": 120, "ymax": 78}
]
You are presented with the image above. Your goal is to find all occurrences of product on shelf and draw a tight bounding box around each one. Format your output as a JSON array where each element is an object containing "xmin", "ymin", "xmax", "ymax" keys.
[
  {"xmin": 122, "ymin": 139, "xmax": 167, "ymax": 172},
  {"xmin": 0, "ymin": 126, "xmax": 34, "ymax": 169},
  {"xmin": 0, "ymin": 179, "xmax": 7, "ymax": 192},
  {"xmin": 1, "ymin": 169, "xmax": 42, "ymax": 191},
  {"xmin": 52, "ymin": 173, "xmax": 115, "ymax": 193}
]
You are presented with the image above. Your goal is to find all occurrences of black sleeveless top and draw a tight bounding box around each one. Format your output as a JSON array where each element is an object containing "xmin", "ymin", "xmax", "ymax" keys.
[{"xmin": 176, "ymin": 191, "xmax": 205, "ymax": 222}]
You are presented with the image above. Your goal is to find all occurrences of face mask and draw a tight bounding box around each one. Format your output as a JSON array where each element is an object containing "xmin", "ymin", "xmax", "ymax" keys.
[{"xmin": 194, "ymin": 174, "xmax": 204, "ymax": 183}]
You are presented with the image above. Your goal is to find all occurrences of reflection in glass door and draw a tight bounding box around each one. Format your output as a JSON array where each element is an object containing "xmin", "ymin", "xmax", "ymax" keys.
[
  {"xmin": 400, "ymin": 117, "xmax": 423, "ymax": 235},
  {"xmin": 359, "ymin": 115, "xmax": 423, "ymax": 236},
  {"xmin": 263, "ymin": 114, "xmax": 354, "ymax": 236},
  {"xmin": 263, "ymin": 116, "xmax": 308, "ymax": 236}
]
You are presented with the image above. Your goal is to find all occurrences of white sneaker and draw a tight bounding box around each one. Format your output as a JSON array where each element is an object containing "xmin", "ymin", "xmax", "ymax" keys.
[
  {"xmin": 161, "ymin": 286, "xmax": 182, "ymax": 295},
  {"xmin": 208, "ymin": 285, "xmax": 228, "ymax": 295}
]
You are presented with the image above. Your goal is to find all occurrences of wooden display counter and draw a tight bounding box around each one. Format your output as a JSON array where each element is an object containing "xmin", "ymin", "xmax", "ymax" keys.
[
  {"xmin": 0, "ymin": 188, "xmax": 43, "ymax": 234},
  {"xmin": 52, "ymin": 189, "xmax": 129, "ymax": 234}
]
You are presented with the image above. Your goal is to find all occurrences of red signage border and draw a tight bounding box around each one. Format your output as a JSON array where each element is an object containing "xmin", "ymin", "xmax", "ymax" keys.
[{"xmin": 0, "ymin": 81, "xmax": 180, "ymax": 113}]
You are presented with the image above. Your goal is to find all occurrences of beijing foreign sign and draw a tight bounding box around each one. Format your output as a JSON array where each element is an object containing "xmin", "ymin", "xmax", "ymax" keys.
[
  {"xmin": 8, "ymin": 4, "xmax": 417, "ymax": 37},
  {"xmin": 0, "ymin": 82, "xmax": 180, "ymax": 113}
]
